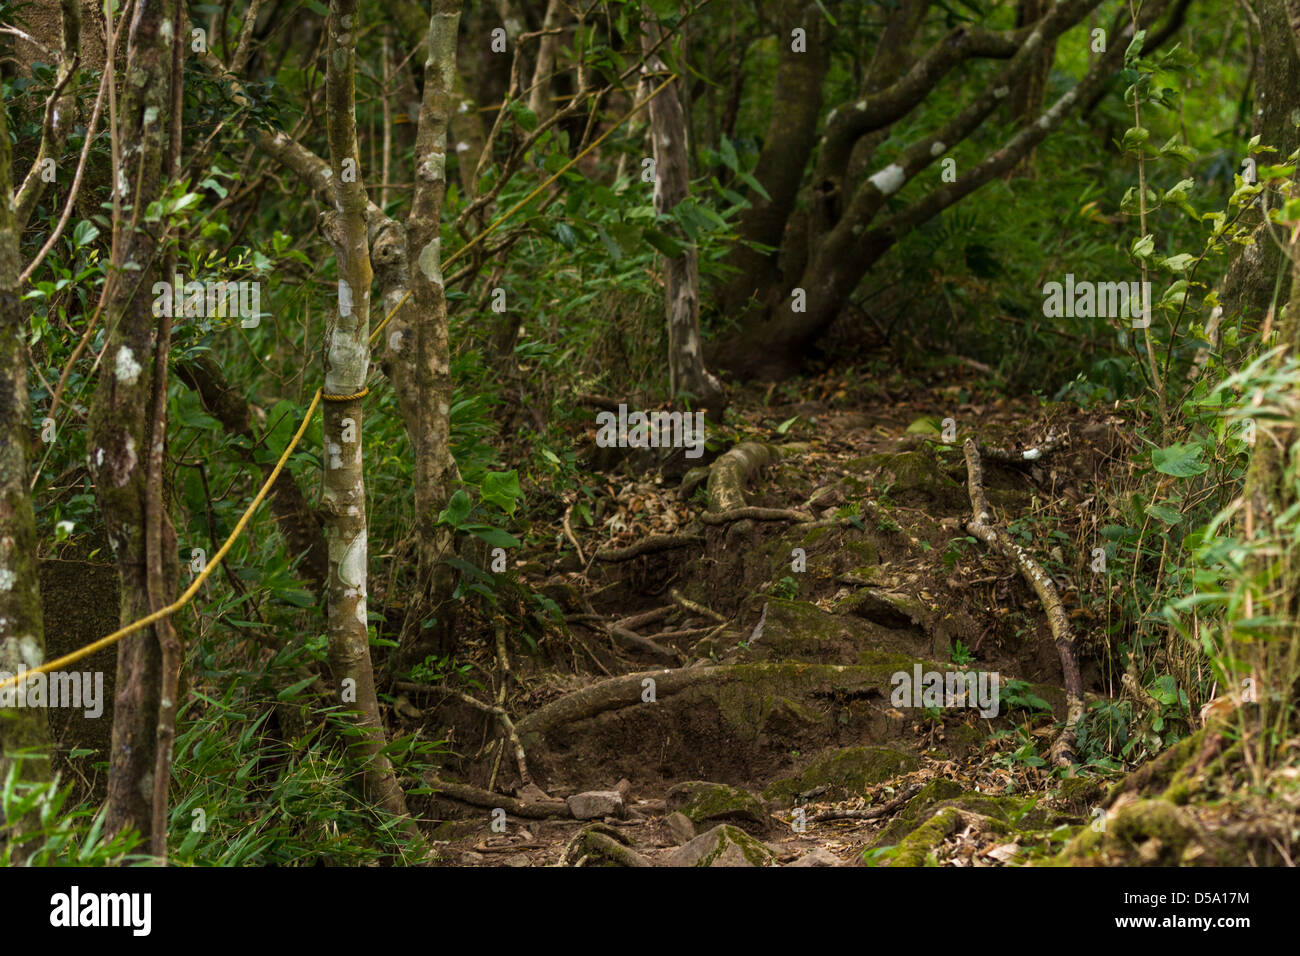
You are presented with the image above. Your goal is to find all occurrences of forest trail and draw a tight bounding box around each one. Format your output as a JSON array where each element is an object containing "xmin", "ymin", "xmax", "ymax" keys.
[{"xmin": 414, "ymin": 365, "xmax": 1138, "ymax": 866}]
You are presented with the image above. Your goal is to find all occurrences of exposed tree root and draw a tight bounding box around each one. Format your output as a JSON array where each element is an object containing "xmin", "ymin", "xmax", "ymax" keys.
[
  {"xmin": 670, "ymin": 589, "xmax": 727, "ymax": 623},
  {"xmin": 963, "ymin": 439, "xmax": 1085, "ymax": 768},
  {"xmin": 516, "ymin": 665, "xmax": 740, "ymax": 741},
  {"xmin": 558, "ymin": 823, "xmax": 652, "ymax": 867},
  {"xmin": 607, "ymin": 625, "xmax": 683, "ymax": 664},
  {"xmin": 424, "ymin": 774, "xmax": 571, "ymax": 818},
  {"xmin": 706, "ymin": 442, "xmax": 781, "ymax": 513},
  {"xmin": 593, "ymin": 534, "xmax": 704, "ymax": 562},
  {"xmin": 811, "ymin": 782, "xmax": 922, "ymax": 823},
  {"xmin": 700, "ymin": 506, "xmax": 815, "ymax": 524}
]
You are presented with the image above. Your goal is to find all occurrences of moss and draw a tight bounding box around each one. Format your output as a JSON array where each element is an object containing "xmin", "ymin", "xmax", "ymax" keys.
[
  {"xmin": 888, "ymin": 807, "xmax": 964, "ymax": 866},
  {"xmin": 840, "ymin": 539, "xmax": 879, "ymax": 564},
  {"xmin": 874, "ymin": 781, "xmax": 1049, "ymax": 847},
  {"xmin": 696, "ymin": 825, "xmax": 777, "ymax": 867},
  {"xmin": 1054, "ymin": 776, "xmax": 1106, "ymax": 814},
  {"xmin": 836, "ymin": 588, "xmax": 924, "ymax": 628},
  {"xmin": 858, "ymin": 451, "xmax": 968, "ymax": 511},
  {"xmin": 1105, "ymin": 730, "xmax": 1204, "ymax": 805},
  {"xmin": 763, "ymin": 746, "xmax": 918, "ymax": 804},
  {"xmin": 800, "ymin": 526, "xmax": 831, "ymax": 548},
  {"xmin": 667, "ymin": 781, "xmax": 769, "ymax": 833}
]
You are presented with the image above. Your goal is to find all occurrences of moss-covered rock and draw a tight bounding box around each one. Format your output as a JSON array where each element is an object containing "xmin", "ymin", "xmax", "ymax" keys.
[
  {"xmin": 856, "ymin": 451, "xmax": 968, "ymax": 511},
  {"xmin": 1052, "ymin": 798, "xmax": 1220, "ymax": 866},
  {"xmin": 836, "ymin": 588, "xmax": 926, "ymax": 629},
  {"xmin": 763, "ymin": 746, "xmax": 919, "ymax": 806},
  {"xmin": 667, "ymin": 781, "xmax": 770, "ymax": 834},
  {"xmin": 663, "ymin": 823, "xmax": 779, "ymax": 867}
]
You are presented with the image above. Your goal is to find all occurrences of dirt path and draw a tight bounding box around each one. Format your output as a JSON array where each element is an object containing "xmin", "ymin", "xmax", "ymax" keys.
[{"xmin": 411, "ymin": 369, "xmax": 1130, "ymax": 866}]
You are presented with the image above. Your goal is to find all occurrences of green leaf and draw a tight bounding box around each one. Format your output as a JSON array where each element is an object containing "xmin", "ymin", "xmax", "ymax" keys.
[
  {"xmin": 470, "ymin": 526, "xmax": 521, "ymax": 549},
  {"xmin": 642, "ymin": 226, "xmax": 686, "ymax": 258},
  {"xmin": 480, "ymin": 470, "xmax": 522, "ymax": 514},
  {"xmin": 439, "ymin": 489, "xmax": 473, "ymax": 527},
  {"xmin": 276, "ymin": 675, "xmax": 319, "ymax": 700},
  {"xmin": 1145, "ymin": 502, "xmax": 1182, "ymax": 525},
  {"xmin": 72, "ymin": 220, "xmax": 100, "ymax": 248},
  {"xmin": 1152, "ymin": 442, "xmax": 1208, "ymax": 477}
]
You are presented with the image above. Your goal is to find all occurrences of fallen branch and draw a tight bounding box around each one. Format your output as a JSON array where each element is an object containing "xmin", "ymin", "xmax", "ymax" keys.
[
  {"xmin": 963, "ymin": 439, "xmax": 1084, "ymax": 768},
  {"xmin": 425, "ymin": 774, "xmax": 570, "ymax": 818},
  {"xmin": 669, "ymin": 589, "xmax": 726, "ymax": 624},
  {"xmin": 978, "ymin": 432, "xmax": 1068, "ymax": 464},
  {"xmin": 700, "ymin": 506, "xmax": 815, "ymax": 525},
  {"xmin": 811, "ymin": 782, "xmax": 922, "ymax": 823}
]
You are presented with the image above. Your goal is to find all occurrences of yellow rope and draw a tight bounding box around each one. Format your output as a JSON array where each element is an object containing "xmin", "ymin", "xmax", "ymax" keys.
[
  {"xmin": 321, "ymin": 386, "xmax": 369, "ymax": 402},
  {"xmin": 0, "ymin": 75, "xmax": 677, "ymax": 695}
]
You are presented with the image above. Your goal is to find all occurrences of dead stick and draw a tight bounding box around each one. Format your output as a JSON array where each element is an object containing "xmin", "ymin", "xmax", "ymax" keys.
[{"xmin": 963, "ymin": 439, "xmax": 1084, "ymax": 768}]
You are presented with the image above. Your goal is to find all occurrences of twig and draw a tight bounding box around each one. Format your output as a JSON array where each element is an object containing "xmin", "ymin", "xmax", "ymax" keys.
[
  {"xmin": 964, "ymin": 439, "xmax": 1084, "ymax": 767},
  {"xmin": 669, "ymin": 589, "xmax": 726, "ymax": 624}
]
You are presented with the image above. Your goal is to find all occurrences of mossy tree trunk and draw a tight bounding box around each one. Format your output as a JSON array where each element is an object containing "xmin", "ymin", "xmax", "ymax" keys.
[
  {"xmin": 718, "ymin": 0, "xmax": 830, "ymax": 318},
  {"xmin": 85, "ymin": 0, "xmax": 176, "ymax": 844},
  {"xmin": 0, "ymin": 45, "xmax": 52, "ymax": 799},
  {"xmin": 322, "ymin": 0, "xmax": 413, "ymax": 826},
  {"xmin": 712, "ymin": 0, "xmax": 1179, "ymax": 379}
]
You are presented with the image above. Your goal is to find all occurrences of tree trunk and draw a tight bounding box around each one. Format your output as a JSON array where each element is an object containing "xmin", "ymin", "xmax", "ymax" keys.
[
  {"xmin": 644, "ymin": 4, "xmax": 724, "ymax": 425},
  {"xmin": 386, "ymin": 0, "xmax": 464, "ymax": 665},
  {"xmin": 717, "ymin": 0, "xmax": 829, "ymax": 317},
  {"xmin": 322, "ymin": 0, "xmax": 412, "ymax": 826},
  {"xmin": 85, "ymin": 0, "xmax": 175, "ymax": 843},
  {"xmin": 0, "ymin": 51, "xmax": 52, "ymax": 810}
]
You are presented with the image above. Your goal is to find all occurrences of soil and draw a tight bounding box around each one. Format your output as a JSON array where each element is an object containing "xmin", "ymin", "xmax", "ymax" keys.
[{"xmin": 401, "ymin": 367, "xmax": 1177, "ymax": 866}]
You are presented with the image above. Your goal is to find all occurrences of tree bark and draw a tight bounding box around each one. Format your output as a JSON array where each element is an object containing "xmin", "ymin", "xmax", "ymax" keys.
[
  {"xmin": 85, "ymin": 0, "xmax": 175, "ymax": 842},
  {"xmin": 718, "ymin": 0, "xmax": 829, "ymax": 316},
  {"xmin": 644, "ymin": 3, "xmax": 724, "ymax": 425},
  {"xmin": 0, "ymin": 42, "xmax": 52, "ymax": 814},
  {"xmin": 322, "ymin": 0, "xmax": 412, "ymax": 826},
  {"xmin": 386, "ymin": 0, "xmax": 465, "ymax": 663}
]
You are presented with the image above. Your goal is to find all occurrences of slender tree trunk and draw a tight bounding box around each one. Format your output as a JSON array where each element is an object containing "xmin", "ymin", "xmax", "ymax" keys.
[
  {"xmin": 86, "ymin": 0, "xmax": 175, "ymax": 843},
  {"xmin": 322, "ymin": 0, "xmax": 413, "ymax": 826},
  {"xmin": 643, "ymin": 5, "xmax": 723, "ymax": 424},
  {"xmin": 381, "ymin": 0, "xmax": 464, "ymax": 666},
  {"xmin": 0, "ymin": 53, "xmax": 52, "ymax": 806}
]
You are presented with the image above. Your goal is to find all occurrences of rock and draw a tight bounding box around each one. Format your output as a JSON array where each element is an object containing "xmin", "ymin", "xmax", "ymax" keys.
[
  {"xmin": 663, "ymin": 824, "xmax": 778, "ymax": 867},
  {"xmin": 667, "ymin": 781, "xmax": 770, "ymax": 835},
  {"xmin": 763, "ymin": 746, "xmax": 920, "ymax": 807},
  {"xmin": 838, "ymin": 588, "xmax": 925, "ymax": 629},
  {"xmin": 567, "ymin": 790, "xmax": 626, "ymax": 820},
  {"xmin": 664, "ymin": 811, "xmax": 696, "ymax": 844},
  {"xmin": 458, "ymin": 851, "xmax": 485, "ymax": 865},
  {"xmin": 788, "ymin": 847, "xmax": 843, "ymax": 867}
]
